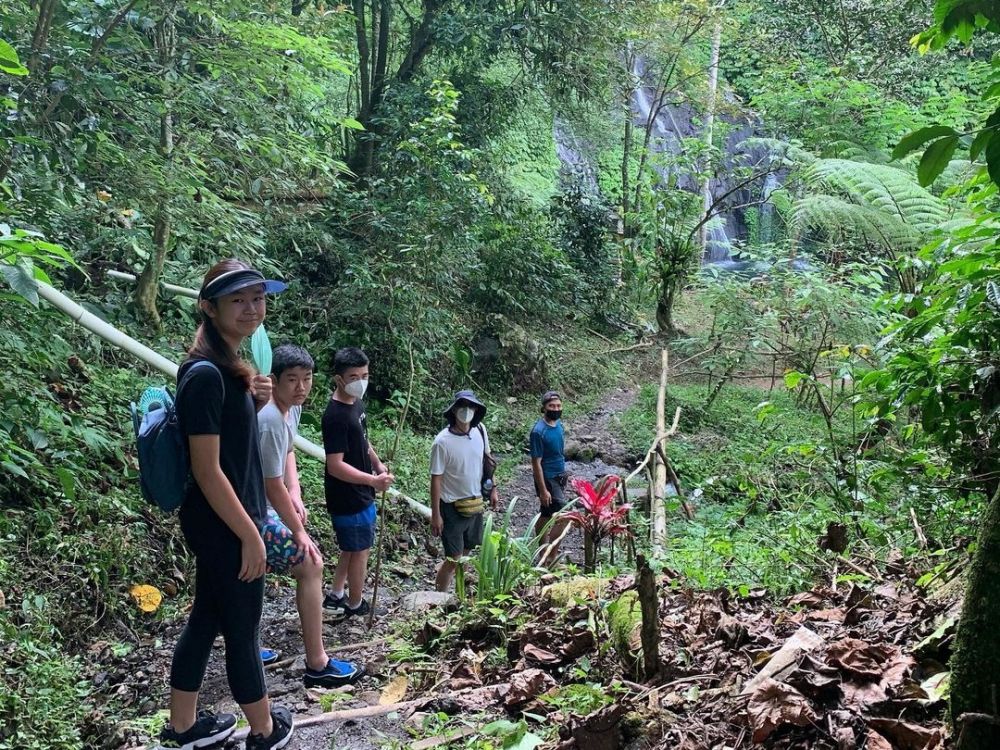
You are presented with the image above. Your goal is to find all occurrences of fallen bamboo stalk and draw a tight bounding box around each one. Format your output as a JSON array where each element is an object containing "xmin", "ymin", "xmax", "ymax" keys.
[
  {"xmin": 123, "ymin": 700, "xmax": 426, "ymax": 749},
  {"xmin": 910, "ymin": 507, "xmax": 928, "ymax": 549},
  {"xmin": 412, "ymin": 726, "xmax": 480, "ymax": 750},
  {"xmin": 266, "ymin": 638, "xmax": 387, "ymax": 669},
  {"xmin": 34, "ymin": 280, "xmax": 433, "ymax": 520}
]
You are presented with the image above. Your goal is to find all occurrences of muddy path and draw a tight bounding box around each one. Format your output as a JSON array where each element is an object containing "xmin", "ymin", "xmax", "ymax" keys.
[
  {"xmin": 113, "ymin": 385, "xmax": 642, "ymax": 750},
  {"xmin": 504, "ymin": 386, "xmax": 640, "ymax": 563}
]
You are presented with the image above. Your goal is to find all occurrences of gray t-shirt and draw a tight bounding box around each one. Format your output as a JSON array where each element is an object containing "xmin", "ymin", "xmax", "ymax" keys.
[
  {"xmin": 429, "ymin": 425, "xmax": 490, "ymax": 503},
  {"xmin": 258, "ymin": 402, "xmax": 302, "ymax": 480}
]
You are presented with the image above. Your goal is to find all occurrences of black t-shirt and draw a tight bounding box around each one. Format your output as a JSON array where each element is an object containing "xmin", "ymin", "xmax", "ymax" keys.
[
  {"xmin": 176, "ymin": 358, "xmax": 267, "ymax": 540},
  {"xmin": 322, "ymin": 397, "xmax": 375, "ymax": 516}
]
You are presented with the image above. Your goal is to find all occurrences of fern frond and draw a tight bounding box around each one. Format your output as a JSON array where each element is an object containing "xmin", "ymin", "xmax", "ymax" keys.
[
  {"xmin": 803, "ymin": 159, "xmax": 950, "ymax": 234},
  {"xmin": 790, "ymin": 194, "xmax": 921, "ymax": 248}
]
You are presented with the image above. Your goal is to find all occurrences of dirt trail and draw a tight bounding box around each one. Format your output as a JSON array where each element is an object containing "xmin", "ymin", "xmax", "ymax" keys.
[
  {"xmin": 114, "ymin": 385, "xmax": 642, "ymax": 750},
  {"xmin": 504, "ymin": 386, "xmax": 640, "ymax": 562}
]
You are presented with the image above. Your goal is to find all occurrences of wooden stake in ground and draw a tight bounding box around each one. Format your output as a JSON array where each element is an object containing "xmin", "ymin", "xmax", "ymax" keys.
[
  {"xmin": 367, "ymin": 340, "xmax": 416, "ymax": 629},
  {"xmin": 637, "ymin": 554, "xmax": 659, "ymax": 680},
  {"xmin": 651, "ymin": 349, "xmax": 670, "ymax": 555}
]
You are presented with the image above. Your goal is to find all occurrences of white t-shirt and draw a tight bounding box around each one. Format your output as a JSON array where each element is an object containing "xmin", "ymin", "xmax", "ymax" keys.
[
  {"xmin": 258, "ymin": 402, "xmax": 302, "ymax": 479},
  {"xmin": 429, "ymin": 425, "xmax": 490, "ymax": 503}
]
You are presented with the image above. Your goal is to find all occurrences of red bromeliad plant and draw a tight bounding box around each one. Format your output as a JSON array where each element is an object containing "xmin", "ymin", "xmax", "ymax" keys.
[{"xmin": 565, "ymin": 475, "xmax": 632, "ymax": 571}]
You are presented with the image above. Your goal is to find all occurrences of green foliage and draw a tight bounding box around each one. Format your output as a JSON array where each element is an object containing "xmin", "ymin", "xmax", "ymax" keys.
[
  {"xmin": 864, "ymin": 187, "xmax": 1000, "ymax": 496},
  {"xmin": 0, "ymin": 227, "xmax": 77, "ymax": 305},
  {"xmin": 0, "ymin": 600, "xmax": 91, "ymax": 750},
  {"xmin": 456, "ymin": 499, "xmax": 544, "ymax": 602}
]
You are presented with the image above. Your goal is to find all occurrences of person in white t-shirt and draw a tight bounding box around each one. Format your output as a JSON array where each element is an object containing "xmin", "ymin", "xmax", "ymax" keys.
[{"xmin": 429, "ymin": 389, "xmax": 499, "ymax": 592}]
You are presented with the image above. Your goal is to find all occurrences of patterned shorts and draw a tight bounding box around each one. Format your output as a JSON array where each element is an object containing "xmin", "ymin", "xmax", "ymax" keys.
[{"xmin": 261, "ymin": 509, "xmax": 305, "ymax": 574}]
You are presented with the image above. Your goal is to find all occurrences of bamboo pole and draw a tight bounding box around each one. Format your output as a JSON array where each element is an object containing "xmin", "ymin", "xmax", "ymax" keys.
[
  {"xmin": 34, "ymin": 279, "xmax": 432, "ymax": 520},
  {"xmin": 369, "ymin": 339, "xmax": 416, "ymax": 627},
  {"xmin": 107, "ymin": 269, "xmax": 199, "ymax": 300},
  {"xmin": 651, "ymin": 349, "xmax": 669, "ymax": 555}
]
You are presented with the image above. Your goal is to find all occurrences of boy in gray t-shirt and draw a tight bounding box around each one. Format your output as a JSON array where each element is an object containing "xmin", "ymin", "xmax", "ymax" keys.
[{"xmin": 257, "ymin": 344, "xmax": 362, "ymax": 688}]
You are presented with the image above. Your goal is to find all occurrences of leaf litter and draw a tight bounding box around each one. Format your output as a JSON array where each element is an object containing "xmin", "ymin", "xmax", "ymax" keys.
[{"xmin": 413, "ymin": 563, "xmax": 955, "ymax": 750}]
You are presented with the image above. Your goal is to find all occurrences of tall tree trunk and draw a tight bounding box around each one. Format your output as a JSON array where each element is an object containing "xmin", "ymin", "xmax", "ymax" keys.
[
  {"xmin": 621, "ymin": 43, "xmax": 635, "ymax": 234},
  {"xmin": 637, "ymin": 554, "xmax": 660, "ymax": 680},
  {"xmin": 29, "ymin": 0, "xmax": 59, "ymax": 73},
  {"xmin": 135, "ymin": 9, "xmax": 176, "ymax": 327},
  {"xmin": 952, "ymin": 487, "xmax": 1000, "ymax": 750},
  {"xmin": 698, "ymin": 20, "xmax": 722, "ymax": 253},
  {"xmin": 350, "ymin": 0, "xmax": 438, "ymax": 178}
]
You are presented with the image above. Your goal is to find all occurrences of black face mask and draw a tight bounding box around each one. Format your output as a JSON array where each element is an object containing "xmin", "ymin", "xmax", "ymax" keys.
[{"xmin": 545, "ymin": 409, "xmax": 562, "ymax": 421}]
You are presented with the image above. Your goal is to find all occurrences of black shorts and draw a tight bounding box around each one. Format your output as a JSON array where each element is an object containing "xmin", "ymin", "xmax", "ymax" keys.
[
  {"xmin": 539, "ymin": 472, "xmax": 568, "ymax": 517},
  {"xmin": 440, "ymin": 501, "xmax": 484, "ymax": 557}
]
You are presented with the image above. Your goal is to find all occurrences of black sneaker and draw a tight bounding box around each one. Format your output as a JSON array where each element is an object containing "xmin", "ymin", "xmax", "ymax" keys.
[
  {"xmin": 341, "ymin": 599, "xmax": 371, "ymax": 617},
  {"xmin": 245, "ymin": 705, "xmax": 293, "ymax": 750},
  {"xmin": 158, "ymin": 709, "xmax": 237, "ymax": 750},
  {"xmin": 322, "ymin": 592, "xmax": 346, "ymax": 612},
  {"xmin": 303, "ymin": 658, "xmax": 366, "ymax": 688}
]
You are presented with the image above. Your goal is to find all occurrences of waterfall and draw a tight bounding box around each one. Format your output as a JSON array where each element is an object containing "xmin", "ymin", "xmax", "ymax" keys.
[
  {"xmin": 549, "ymin": 54, "xmax": 784, "ymax": 267},
  {"xmin": 553, "ymin": 119, "xmax": 599, "ymax": 194},
  {"xmin": 757, "ymin": 172, "xmax": 780, "ymax": 245}
]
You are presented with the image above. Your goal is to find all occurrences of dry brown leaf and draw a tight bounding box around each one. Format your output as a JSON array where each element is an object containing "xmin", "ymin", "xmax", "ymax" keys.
[
  {"xmin": 378, "ymin": 673, "xmax": 408, "ymax": 705},
  {"xmin": 840, "ymin": 679, "xmax": 888, "ymax": 710},
  {"xmin": 129, "ymin": 584, "xmax": 162, "ymax": 613},
  {"xmin": 786, "ymin": 590, "xmax": 828, "ymax": 608},
  {"xmin": 808, "ymin": 608, "xmax": 846, "ymax": 622},
  {"xmin": 827, "ymin": 638, "xmax": 894, "ymax": 680},
  {"xmin": 523, "ymin": 643, "xmax": 562, "ymax": 666},
  {"xmin": 868, "ymin": 718, "xmax": 943, "ymax": 750},
  {"xmin": 747, "ymin": 678, "xmax": 818, "ymax": 743},
  {"xmin": 505, "ymin": 668, "xmax": 557, "ymax": 710},
  {"xmin": 559, "ymin": 626, "xmax": 596, "ymax": 660},
  {"xmin": 865, "ymin": 729, "xmax": 893, "ymax": 750}
]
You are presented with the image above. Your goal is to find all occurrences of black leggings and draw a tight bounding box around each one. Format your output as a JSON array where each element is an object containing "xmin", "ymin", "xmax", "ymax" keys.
[{"xmin": 170, "ymin": 517, "xmax": 266, "ymax": 705}]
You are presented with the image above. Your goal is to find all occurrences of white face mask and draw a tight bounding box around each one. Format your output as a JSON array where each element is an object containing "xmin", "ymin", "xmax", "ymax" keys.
[
  {"xmin": 342, "ymin": 378, "xmax": 368, "ymax": 399},
  {"xmin": 455, "ymin": 406, "xmax": 475, "ymax": 424}
]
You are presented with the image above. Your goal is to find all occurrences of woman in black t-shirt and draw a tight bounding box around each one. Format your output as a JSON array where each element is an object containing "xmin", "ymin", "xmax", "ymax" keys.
[{"xmin": 157, "ymin": 259, "xmax": 294, "ymax": 750}]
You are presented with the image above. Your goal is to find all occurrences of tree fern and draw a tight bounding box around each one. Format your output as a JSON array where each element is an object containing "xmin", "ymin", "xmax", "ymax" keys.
[
  {"xmin": 800, "ymin": 159, "xmax": 951, "ymax": 238},
  {"xmin": 790, "ymin": 194, "xmax": 921, "ymax": 248}
]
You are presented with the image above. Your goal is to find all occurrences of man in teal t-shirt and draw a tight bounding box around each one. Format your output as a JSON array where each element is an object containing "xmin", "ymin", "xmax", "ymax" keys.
[{"xmin": 530, "ymin": 390, "xmax": 570, "ymax": 564}]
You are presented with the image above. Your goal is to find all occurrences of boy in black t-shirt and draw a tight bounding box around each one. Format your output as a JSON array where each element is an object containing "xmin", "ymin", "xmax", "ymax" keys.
[{"xmin": 321, "ymin": 347, "xmax": 394, "ymax": 617}]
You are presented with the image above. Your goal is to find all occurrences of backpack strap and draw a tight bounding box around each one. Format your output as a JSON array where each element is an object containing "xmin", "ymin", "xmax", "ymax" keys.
[{"xmin": 178, "ymin": 359, "xmax": 225, "ymax": 401}]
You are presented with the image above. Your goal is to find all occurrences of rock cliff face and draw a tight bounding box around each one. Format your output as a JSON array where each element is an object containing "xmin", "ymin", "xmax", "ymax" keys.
[{"xmin": 553, "ymin": 55, "xmax": 784, "ymax": 264}]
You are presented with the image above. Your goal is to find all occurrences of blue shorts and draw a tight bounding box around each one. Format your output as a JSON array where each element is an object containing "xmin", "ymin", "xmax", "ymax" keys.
[{"xmin": 331, "ymin": 503, "xmax": 376, "ymax": 552}]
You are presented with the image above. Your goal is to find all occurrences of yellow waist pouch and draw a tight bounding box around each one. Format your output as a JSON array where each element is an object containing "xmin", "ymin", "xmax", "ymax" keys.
[{"xmin": 452, "ymin": 496, "xmax": 484, "ymax": 517}]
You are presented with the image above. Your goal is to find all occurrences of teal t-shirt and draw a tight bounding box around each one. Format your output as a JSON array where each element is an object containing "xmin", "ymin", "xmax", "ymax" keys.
[{"xmin": 529, "ymin": 418, "xmax": 565, "ymax": 478}]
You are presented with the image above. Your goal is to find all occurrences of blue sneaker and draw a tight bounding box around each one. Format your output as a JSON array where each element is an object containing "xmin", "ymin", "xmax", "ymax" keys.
[
  {"xmin": 260, "ymin": 647, "xmax": 280, "ymax": 666},
  {"xmin": 158, "ymin": 709, "xmax": 236, "ymax": 749},
  {"xmin": 303, "ymin": 658, "xmax": 365, "ymax": 688}
]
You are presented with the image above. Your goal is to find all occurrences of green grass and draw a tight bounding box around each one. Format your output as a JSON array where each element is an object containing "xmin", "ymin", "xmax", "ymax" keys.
[{"xmin": 617, "ymin": 379, "xmax": 940, "ymax": 595}]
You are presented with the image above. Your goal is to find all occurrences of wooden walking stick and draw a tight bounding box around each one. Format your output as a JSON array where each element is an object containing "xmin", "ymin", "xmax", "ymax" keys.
[{"xmin": 367, "ymin": 341, "xmax": 415, "ymax": 628}]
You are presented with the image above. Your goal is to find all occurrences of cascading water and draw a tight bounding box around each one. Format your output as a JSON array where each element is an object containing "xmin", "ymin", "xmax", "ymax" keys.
[
  {"xmin": 553, "ymin": 118, "xmax": 600, "ymax": 194},
  {"xmin": 549, "ymin": 54, "xmax": 783, "ymax": 265},
  {"xmin": 757, "ymin": 172, "xmax": 780, "ymax": 245}
]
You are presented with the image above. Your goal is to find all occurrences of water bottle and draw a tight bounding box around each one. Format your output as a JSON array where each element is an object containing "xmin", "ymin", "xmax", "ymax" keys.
[{"xmin": 481, "ymin": 477, "xmax": 494, "ymax": 500}]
